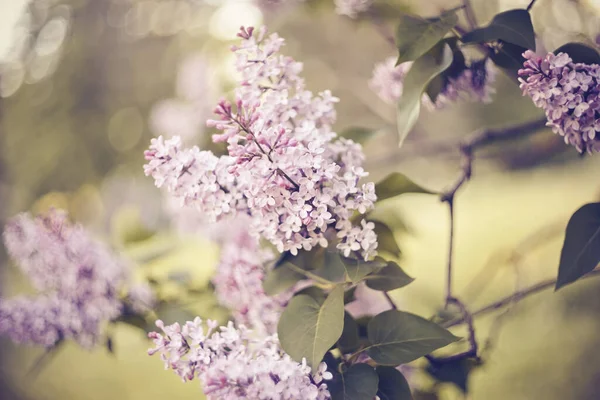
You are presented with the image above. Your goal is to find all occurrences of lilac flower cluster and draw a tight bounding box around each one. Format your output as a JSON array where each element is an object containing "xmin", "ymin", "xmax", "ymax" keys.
[
  {"xmin": 369, "ymin": 56, "xmax": 496, "ymax": 109},
  {"xmin": 211, "ymin": 224, "xmax": 299, "ymax": 336},
  {"xmin": 334, "ymin": 0, "xmax": 372, "ymax": 18},
  {"xmin": 0, "ymin": 210, "xmax": 154, "ymax": 348},
  {"xmin": 519, "ymin": 50, "xmax": 600, "ymax": 153},
  {"xmin": 145, "ymin": 26, "xmax": 378, "ymax": 260},
  {"xmin": 148, "ymin": 318, "xmax": 332, "ymax": 399}
]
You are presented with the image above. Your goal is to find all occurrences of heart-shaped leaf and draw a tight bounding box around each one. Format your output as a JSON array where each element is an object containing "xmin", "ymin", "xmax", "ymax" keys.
[
  {"xmin": 375, "ymin": 172, "xmax": 437, "ymax": 202},
  {"xmin": 329, "ymin": 363, "xmax": 379, "ymax": 400},
  {"xmin": 462, "ymin": 9, "xmax": 535, "ymax": 50},
  {"xmin": 278, "ymin": 286, "xmax": 345, "ymax": 368},
  {"xmin": 376, "ymin": 367, "xmax": 413, "ymax": 400},
  {"xmin": 556, "ymin": 202, "xmax": 600, "ymax": 290},
  {"xmin": 395, "ymin": 10, "xmax": 458, "ymax": 65},
  {"xmin": 366, "ymin": 310, "xmax": 459, "ymax": 365},
  {"xmin": 397, "ymin": 43, "xmax": 453, "ymax": 146},
  {"xmin": 365, "ymin": 261, "xmax": 414, "ymax": 291}
]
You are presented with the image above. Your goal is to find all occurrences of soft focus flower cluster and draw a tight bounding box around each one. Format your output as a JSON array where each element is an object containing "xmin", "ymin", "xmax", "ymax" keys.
[
  {"xmin": 519, "ymin": 50, "xmax": 600, "ymax": 153},
  {"xmin": 148, "ymin": 318, "xmax": 332, "ymax": 399},
  {"xmin": 145, "ymin": 26, "xmax": 378, "ymax": 260},
  {"xmin": 0, "ymin": 210, "xmax": 154, "ymax": 348},
  {"xmin": 334, "ymin": 0, "xmax": 372, "ymax": 18},
  {"xmin": 211, "ymin": 221, "xmax": 299, "ymax": 336},
  {"xmin": 369, "ymin": 56, "xmax": 496, "ymax": 109}
]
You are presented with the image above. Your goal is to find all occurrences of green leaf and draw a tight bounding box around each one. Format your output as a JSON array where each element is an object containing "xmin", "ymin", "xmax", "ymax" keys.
[
  {"xmin": 490, "ymin": 41, "xmax": 527, "ymax": 69},
  {"xmin": 461, "ymin": 9, "xmax": 535, "ymax": 50},
  {"xmin": 366, "ymin": 310, "xmax": 459, "ymax": 365},
  {"xmin": 278, "ymin": 286, "xmax": 345, "ymax": 368},
  {"xmin": 339, "ymin": 127, "xmax": 378, "ymax": 144},
  {"xmin": 554, "ymin": 42, "xmax": 600, "ymax": 65},
  {"xmin": 296, "ymin": 286, "xmax": 327, "ymax": 304},
  {"xmin": 395, "ymin": 10, "xmax": 458, "ymax": 65},
  {"xmin": 375, "ymin": 172, "xmax": 437, "ymax": 202},
  {"xmin": 426, "ymin": 38, "xmax": 467, "ymax": 103},
  {"xmin": 397, "ymin": 43, "xmax": 453, "ymax": 146},
  {"xmin": 342, "ymin": 257, "xmax": 385, "ymax": 284},
  {"xmin": 376, "ymin": 367, "xmax": 413, "ymax": 400},
  {"xmin": 344, "ymin": 286, "xmax": 358, "ymax": 304},
  {"xmin": 329, "ymin": 363, "xmax": 379, "ymax": 400},
  {"xmin": 556, "ymin": 202, "xmax": 600, "ymax": 290},
  {"xmin": 263, "ymin": 263, "xmax": 305, "ymax": 296},
  {"xmin": 312, "ymin": 248, "xmax": 349, "ymax": 283},
  {"xmin": 371, "ymin": 221, "xmax": 401, "ymax": 257},
  {"xmin": 365, "ymin": 261, "xmax": 414, "ymax": 291},
  {"xmin": 338, "ymin": 312, "xmax": 361, "ymax": 353},
  {"xmin": 426, "ymin": 358, "xmax": 481, "ymax": 393}
]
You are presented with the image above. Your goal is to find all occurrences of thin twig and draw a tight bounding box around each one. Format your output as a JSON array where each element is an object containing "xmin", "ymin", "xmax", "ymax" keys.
[
  {"xmin": 461, "ymin": 0, "xmax": 478, "ymax": 29},
  {"xmin": 443, "ymin": 269, "xmax": 600, "ymax": 329},
  {"xmin": 27, "ymin": 343, "xmax": 63, "ymax": 379},
  {"xmin": 383, "ymin": 292, "xmax": 398, "ymax": 310},
  {"xmin": 444, "ymin": 199, "xmax": 455, "ymax": 306},
  {"xmin": 526, "ymin": 0, "xmax": 537, "ymax": 12},
  {"xmin": 428, "ymin": 297, "xmax": 479, "ymax": 364}
]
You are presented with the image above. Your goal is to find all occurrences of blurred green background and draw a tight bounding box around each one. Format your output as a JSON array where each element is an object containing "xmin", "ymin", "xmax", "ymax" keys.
[{"xmin": 1, "ymin": 0, "xmax": 600, "ymax": 399}]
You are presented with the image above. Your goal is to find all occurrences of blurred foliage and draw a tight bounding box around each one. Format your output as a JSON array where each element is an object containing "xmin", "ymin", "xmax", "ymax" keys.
[{"xmin": 1, "ymin": 0, "xmax": 600, "ymax": 399}]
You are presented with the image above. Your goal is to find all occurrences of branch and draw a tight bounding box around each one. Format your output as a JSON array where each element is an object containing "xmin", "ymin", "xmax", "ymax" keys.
[
  {"xmin": 383, "ymin": 292, "xmax": 398, "ymax": 310},
  {"xmin": 527, "ymin": 0, "xmax": 537, "ymax": 12},
  {"xmin": 443, "ymin": 269, "xmax": 600, "ymax": 329},
  {"xmin": 461, "ymin": 0, "xmax": 478, "ymax": 29},
  {"xmin": 440, "ymin": 117, "xmax": 547, "ymax": 306}
]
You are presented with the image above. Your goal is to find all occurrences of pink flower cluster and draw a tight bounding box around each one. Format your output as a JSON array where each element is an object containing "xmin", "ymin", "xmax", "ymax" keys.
[
  {"xmin": 369, "ymin": 56, "xmax": 496, "ymax": 109},
  {"xmin": 148, "ymin": 318, "xmax": 332, "ymax": 399},
  {"xmin": 519, "ymin": 50, "xmax": 600, "ymax": 153},
  {"xmin": 145, "ymin": 26, "xmax": 378, "ymax": 260},
  {"xmin": 211, "ymin": 223, "xmax": 299, "ymax": 336},
  {"xmin": 0, "ymin": 210, "xmax": 154, "ymax": 348}
]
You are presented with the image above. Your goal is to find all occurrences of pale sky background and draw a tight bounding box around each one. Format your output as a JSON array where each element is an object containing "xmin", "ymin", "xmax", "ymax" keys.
[{"xmin": 0, "ymin": 0, "xmax": 29, "ymax": 62}]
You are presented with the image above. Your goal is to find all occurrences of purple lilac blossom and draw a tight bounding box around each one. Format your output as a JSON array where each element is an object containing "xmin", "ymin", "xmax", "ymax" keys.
[
  {"xmin": 144, "ymin": 26, "xmax": 378, "ymax": 260},
  {"xmin": 1, "ymin": 210, "xmax": 125, "ymax": 348},
  {"xmin": 147, "ymin": 318, "xmax": 332, "ymax": 399},
  {"xmin": 334, "ymin": 0, "xmax": 372, "ymax": 18},
  {"xmin": 519, "ymin": 50, "xmax": 600, "ymax": 153},
  {"xmin": 369, "ymin": 56, "xmax": 496, "ymax": 108},
  {"xmin": 0, "ymin": 210, "xmax": 154, "ymax": 348},
  {"xmin": 211, "ymin": 220, "xmax": 300, "ymax": 336}
]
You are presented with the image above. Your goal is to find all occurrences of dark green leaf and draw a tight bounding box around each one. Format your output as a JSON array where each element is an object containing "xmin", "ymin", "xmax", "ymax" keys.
[
  {"xmin": 556, "ymin": 202, "xmax": 600, "ymax": 290},
  {"xmin": 426, "ymin": 38, "xmax": 467, "ymax": 103},
  {"xmin": 371, "ymin": 221, "xmax": 401, "ymax": 257},
  {"xmin": 329, "ymin": 363, "xmax": 379, "ymax": 400},
  {"xmin": 338, "ymin": 312, "xmax": 361, "ymax": 353},
  {"xmin": 397, "ymin": 43, "xmax": 453, "ymax": 146},
  {"xmin": 554, "ymin": 42, "xmax": 600, "ymax": 65},
  {"xmin": 344, "ymin": 286, "xmax": 358, "ymax": 304},
  {"xmin": 426, "ymin": 358, "xmax": 481, "ymax": 393},
  {"xmin": 278, "ymin": 286, "xmax": 345, "ymax": 368},
  {"xmin": 395, "ymin": 10, "xmax": 458, "ymax": 65},
  {"xmin": 490, "ymin": 41, "xmax": 527, "ymax": 70},
  {"xmin": 376, "ymin": 367, "xmax": 413, "ymax": 400},
  {"xmin": 365, "ymin": 261, "xmax": 414, "ymax": 291},
  {"xmin": 296, "ymin": 286, "xmax": 328, "ymax": 304},
  {"xmin": 339, "ymin": 127, "xmax": 378, "ymax": 144},
  {"xmin": 263, "ymin": 263, "xmax": 305, "ymax": 296},
  {"xmin": 375, "ymin": 172, "xmax": 437, "ymax": 202},
  {"xmin": 342, "ymin": 257, "xmax": 385, "ymax": 284},
  {"xmin": 462, "ymin": 9, "xmax": 535, "ymax": 50},
  {"xmin": 312, "ymin": 248, "xmax": 349, "ymax": 283},
  {"xmin": 413, "ymin": 391, "xmax": 439, "ymax": 400},
  {"xmin": 366, "ymin": 310, "xmax": 459, "ymax": 365},
  {"xmin": 355, "ymin": 316, "xmax": 372, "ymax": 338}
]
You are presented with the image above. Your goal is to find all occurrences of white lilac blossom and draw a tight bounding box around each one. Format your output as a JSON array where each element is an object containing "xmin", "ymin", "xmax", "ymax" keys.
[
  {"xmin": 0, "ymin": 210, "xmax": 130, "ymax": 348},
  {"xmin": 211, "ymin": 226, "xmax": 297, "ymax": 336},
  {"xmin": 145, "ymin": 26, "xmax": 378, "ymax": 260},
  {"xmin": 519, "ymin": 50, "xmax": 600, "ymax": 153},
  {"xmin": 147, "ymin": 318, "xmax": 332, "ymax": 399},
  {"xmin": 369, "ymin": 56, "xmax": 496, "ymax": 109},
  {"xmin": 334, "ymin": 0, "xmax": 372, "ymax": 18}
]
